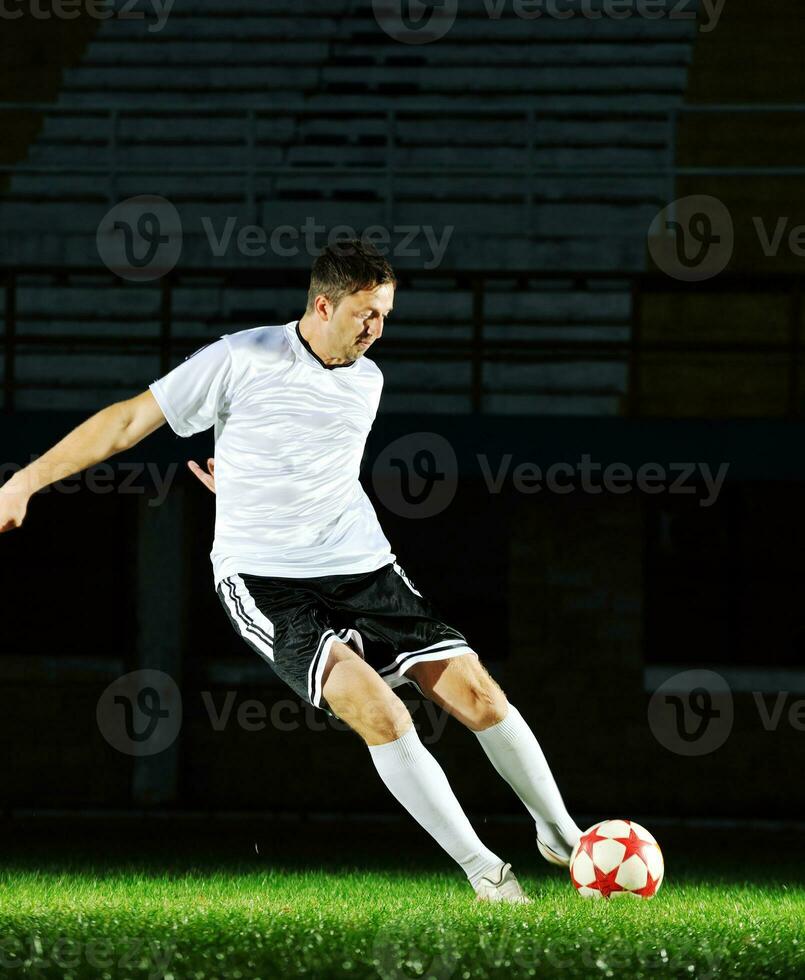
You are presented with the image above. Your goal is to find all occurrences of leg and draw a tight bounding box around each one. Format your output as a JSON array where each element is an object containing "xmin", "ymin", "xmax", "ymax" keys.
[
  {"xmin": 409, "ymin": 653, "xmax": 582, "ymax": 862},
  {"xmin": 322, "ymin": 640, "xmax": 411, "ymax": 745},
  {"xmin": 407, "ymin": 651, "xmax": 508, "ymax": 731},
  {"xmin": 218, "ymin": 572, "xmax": 521, "ymax": 895},
  {"xmin": 321, "ymin": 643, "xmax": 506, "ymax": 890}
]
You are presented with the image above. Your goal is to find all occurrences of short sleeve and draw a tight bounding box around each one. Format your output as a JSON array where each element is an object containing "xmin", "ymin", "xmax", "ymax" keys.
[{"xmin": 149, "ymin": 338, "xmax": 232, "ymax": 437}]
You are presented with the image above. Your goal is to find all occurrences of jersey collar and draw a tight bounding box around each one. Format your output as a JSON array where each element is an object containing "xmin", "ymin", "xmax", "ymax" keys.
[{"xmin": 288, "ymin": 320, "xmax": 358, "ymax": 371}]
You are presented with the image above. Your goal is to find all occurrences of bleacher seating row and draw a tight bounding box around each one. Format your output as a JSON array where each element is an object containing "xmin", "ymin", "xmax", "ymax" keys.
[{"xmin": 2, "ymin": 272, "xmax": 632, "ymax": 414}]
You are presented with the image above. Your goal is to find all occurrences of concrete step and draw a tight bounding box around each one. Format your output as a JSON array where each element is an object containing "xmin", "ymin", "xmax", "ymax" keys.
[
  {"xmin": 157, "ymin": 0, "xmax": 367, "ymax": 14},
  {"xmin": 16, "ymin": 286, "xmax": 161, "ymax": 319},
  {"xmin": 11, "ymin": 387, "xmax": 141, "ymax": 411},
  {"xmin": 267, "ymin": 175, "xmax": 665, "ymax": 205},
  {"xmin": 12, "ymin": 281, "xmax": 630, "ymax": 324},
  {"xmin": 82, "ymin": 40, "xmax": 691, "ymax": 68},
  {"xmin": 23, "ymin": 141, "xmax": 668, "ymax": 172},
  {"xmin": 2, "ymin": 172, "xmax": 666, "ymax": 207},
  {"xmin": 32, "ymin": 113, "xmax": 672, "ymax": 148},
  {"xmin": 380, "ymin": 357, "xmax": 627, "ymax": 397},
  {"xmin": 268, "ymin": 91, "xmax": 686, "ymax": 112},
  {"xmin": 393, "ymin": 117, "xmax": 672, "ymax": 146},
  {"xmin": 62, "ymin": 64, "xmax": 688, "ymax": 94},
  {"xmin": 62, "ymin": 66, "xmax": 321, "ymax": 92},
  {"xmin": 24, "ymin": 144, "xmax": 289, "ymax": 167},
  {"xmin": 0, "ymin": 202, "xmax": 251, "ymax": 232},
  {"xmin": 484, "ymin": 324, "xmax": 631, "ymax": 343},
  {"xmin": 0, "ymin": 230, "xmax": 649, "ymax": 270},
  {"xmin": 102, "ymin": 10, "xmax": 696, "ymax": 42},
  {"xmin": 103, "ymin": 15, "xmax": 347, "ymax": 41},
  {"xmin": 484, "ymin": 358, "xmax": 628, "ymax": 392},
  {"xmin": 83, "ymin": 40, "xmax": 332, "ymax": 65},
  {"xmin": 126, "ymin": 0, "xmax": 685, "ymax": 16},
  {"xmin": 13, "ymin": 352, "xmax": 160, "ymax": 384},
  {"xmin": 0, "ymin": 200, "xmax": 662, "ymax": 254},
  {"xmin": 480, "ymin": 392, "xmax": 622, "ymax": 415},
  {"xmin": 49, "ymin": 90, "xmax": 684, "ymax": 112},
  {"xmin": 484, "ymin": 289, "xmax": 631, "ymax": 320}
]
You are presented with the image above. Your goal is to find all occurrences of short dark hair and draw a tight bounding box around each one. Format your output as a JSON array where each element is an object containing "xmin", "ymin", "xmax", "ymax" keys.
[{"xmin": 306, "ymin": 239, "xmax": 397, "ymax": 313}]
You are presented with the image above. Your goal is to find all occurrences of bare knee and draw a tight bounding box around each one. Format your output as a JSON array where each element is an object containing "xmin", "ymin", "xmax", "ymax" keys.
[
  {"xmin": 322, "ymin": 643, "xmax": 412, "ymax": 746},
  {"xmin": 463, "ymin": 659, "xmax": 508, "ymax": 731},
  {"xmin": 411, "ymin": 654, "xmax": 508, "ymax": 732}
]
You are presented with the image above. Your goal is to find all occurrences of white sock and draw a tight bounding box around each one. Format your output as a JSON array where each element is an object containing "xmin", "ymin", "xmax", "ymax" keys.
[
  {"xmin": 368, "ymin": 726, "xmax": 504, "ymax": 888},
  {"xmin": 474, "ymin": 703, "xmax": 582, "ymax": 860}
]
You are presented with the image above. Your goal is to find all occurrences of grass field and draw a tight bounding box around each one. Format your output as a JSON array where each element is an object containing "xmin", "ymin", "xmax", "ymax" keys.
[{"xmin": 0, "ymin": 821, "xmax": 801, "ymax": 979}]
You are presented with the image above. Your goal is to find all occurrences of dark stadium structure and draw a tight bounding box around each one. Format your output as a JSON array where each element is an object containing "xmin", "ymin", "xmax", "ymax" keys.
[{"xmin": 0, "ymin": 8, "xmax": 803, "ymax": 975}]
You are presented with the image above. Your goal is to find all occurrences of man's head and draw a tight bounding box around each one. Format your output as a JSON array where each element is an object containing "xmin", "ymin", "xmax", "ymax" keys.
[{"xmin": 304, "ymin": 240, "xmax": 397, "ymax": 363}]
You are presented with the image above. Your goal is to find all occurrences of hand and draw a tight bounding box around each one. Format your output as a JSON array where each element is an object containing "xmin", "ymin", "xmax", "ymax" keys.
[
  {"xmin": 0, "ymin": 476, "xmax": 31, "ymax": 533},
  {"xmin": 187, "ymin": 457, "xmax": 216, "ymax": 494}
]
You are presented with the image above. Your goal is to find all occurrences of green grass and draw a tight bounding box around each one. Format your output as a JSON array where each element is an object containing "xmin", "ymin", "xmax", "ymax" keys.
[{"xmin": 0, "ymin": 823, "xmax": 802, "ymax": 979}]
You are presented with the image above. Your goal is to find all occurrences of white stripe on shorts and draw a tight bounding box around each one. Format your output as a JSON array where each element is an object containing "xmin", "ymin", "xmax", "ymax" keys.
[
  {"xmin": 220, "ymin": 575, "xmax": 275, "ymax": 663},
  {"xmin": 308, "ymin": 628, "xmax": 364, "ymax": 708},
  {"xmin": 393, "ymin": 562, "xmax": 423, "ymax": 597}
]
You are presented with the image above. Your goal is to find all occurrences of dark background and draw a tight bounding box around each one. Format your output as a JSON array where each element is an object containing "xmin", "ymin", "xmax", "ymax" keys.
[{"xmin": 1, "ymin": 0, "xmax": 803, "ymax": 823}]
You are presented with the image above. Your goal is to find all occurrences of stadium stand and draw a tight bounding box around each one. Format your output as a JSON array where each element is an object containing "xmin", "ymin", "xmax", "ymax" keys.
[{"xmin": 0, "ymin": 0, "xmax": 698, "ymax": 412}]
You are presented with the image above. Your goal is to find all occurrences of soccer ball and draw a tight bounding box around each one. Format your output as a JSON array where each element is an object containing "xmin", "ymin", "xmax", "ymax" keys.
[{"xmin": 569, "ymin": 819, "xmax": 664, "ymax": 899}]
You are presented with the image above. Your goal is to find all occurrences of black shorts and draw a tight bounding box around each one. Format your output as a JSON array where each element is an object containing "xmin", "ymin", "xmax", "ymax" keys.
[{"xmin": 216, "ymin": 561, "xmax": 474, "ymax": 714}]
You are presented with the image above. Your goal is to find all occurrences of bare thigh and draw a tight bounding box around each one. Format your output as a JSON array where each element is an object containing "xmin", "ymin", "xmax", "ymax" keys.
[{"xmin": 321, "ymin": 641, "xmax": 413, "ymax": 746}]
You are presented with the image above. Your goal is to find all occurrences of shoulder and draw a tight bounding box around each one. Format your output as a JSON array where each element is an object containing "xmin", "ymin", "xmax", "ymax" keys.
[
  {"xmin": 220, "ymin": 324, "xmax": 295, "ymax": 383},
  {"xmin": 222, "ymin": 323, "xmax": 292, "ymax": 361}
]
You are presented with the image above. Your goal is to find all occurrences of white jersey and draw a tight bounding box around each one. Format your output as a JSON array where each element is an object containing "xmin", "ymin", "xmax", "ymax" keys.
[{"xmin": 149, "ymin": 321, "xmax": 395, "ymax": 585}]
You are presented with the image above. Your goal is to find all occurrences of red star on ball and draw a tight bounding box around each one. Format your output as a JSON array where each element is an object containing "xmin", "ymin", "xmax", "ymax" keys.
[
  {"xmin": 590, "ymin": 865, "xmax": 625, "ymax": 899},
  {"xmin": 613, "ymin": 827, "xmax": 652, "ymax": 866},
  {"xmin": 633, "ymin": 869, "xmax": 660, "ymax": 899},
  {"xmin": 576, "ymin": 824, "xmax": 609, "ymax": 859}
]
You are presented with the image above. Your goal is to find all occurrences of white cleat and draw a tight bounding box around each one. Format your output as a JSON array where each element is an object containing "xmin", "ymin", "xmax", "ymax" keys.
[
  {"xmin": 536, "ymin": 836, "xmax": 571, "ymax": 868},
  {"xmin": 474, "ymin": 862, "xmax": 532, "ymax": 904}
]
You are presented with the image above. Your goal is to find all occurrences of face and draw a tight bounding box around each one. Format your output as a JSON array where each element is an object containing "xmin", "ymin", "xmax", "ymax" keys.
[{"xmin": 322, "ymin": 283, "xmax": 395, "ymax": 361}]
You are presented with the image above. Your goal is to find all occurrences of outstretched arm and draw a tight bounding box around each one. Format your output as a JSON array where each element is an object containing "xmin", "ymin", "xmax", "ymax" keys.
[{"xmin": 0, "ymin": 390, "xmax": 166, "ymax": 533}]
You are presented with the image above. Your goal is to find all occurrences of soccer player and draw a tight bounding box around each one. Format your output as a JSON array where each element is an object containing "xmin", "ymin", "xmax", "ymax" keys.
[{"xmin": 0, "ymin": 241, "xmax": 581, "ymax": 902}]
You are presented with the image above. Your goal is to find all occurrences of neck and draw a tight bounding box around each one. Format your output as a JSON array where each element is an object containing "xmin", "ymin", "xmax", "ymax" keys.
[{"xmin": 298, "ymin": 314, "xmax": 353, "ymax": 367}]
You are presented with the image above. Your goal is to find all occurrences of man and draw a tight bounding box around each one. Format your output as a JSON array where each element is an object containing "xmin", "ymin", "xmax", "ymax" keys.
[{"xmin": 0, "ymin": 241, "xmax": 581, "ymax": 903}]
